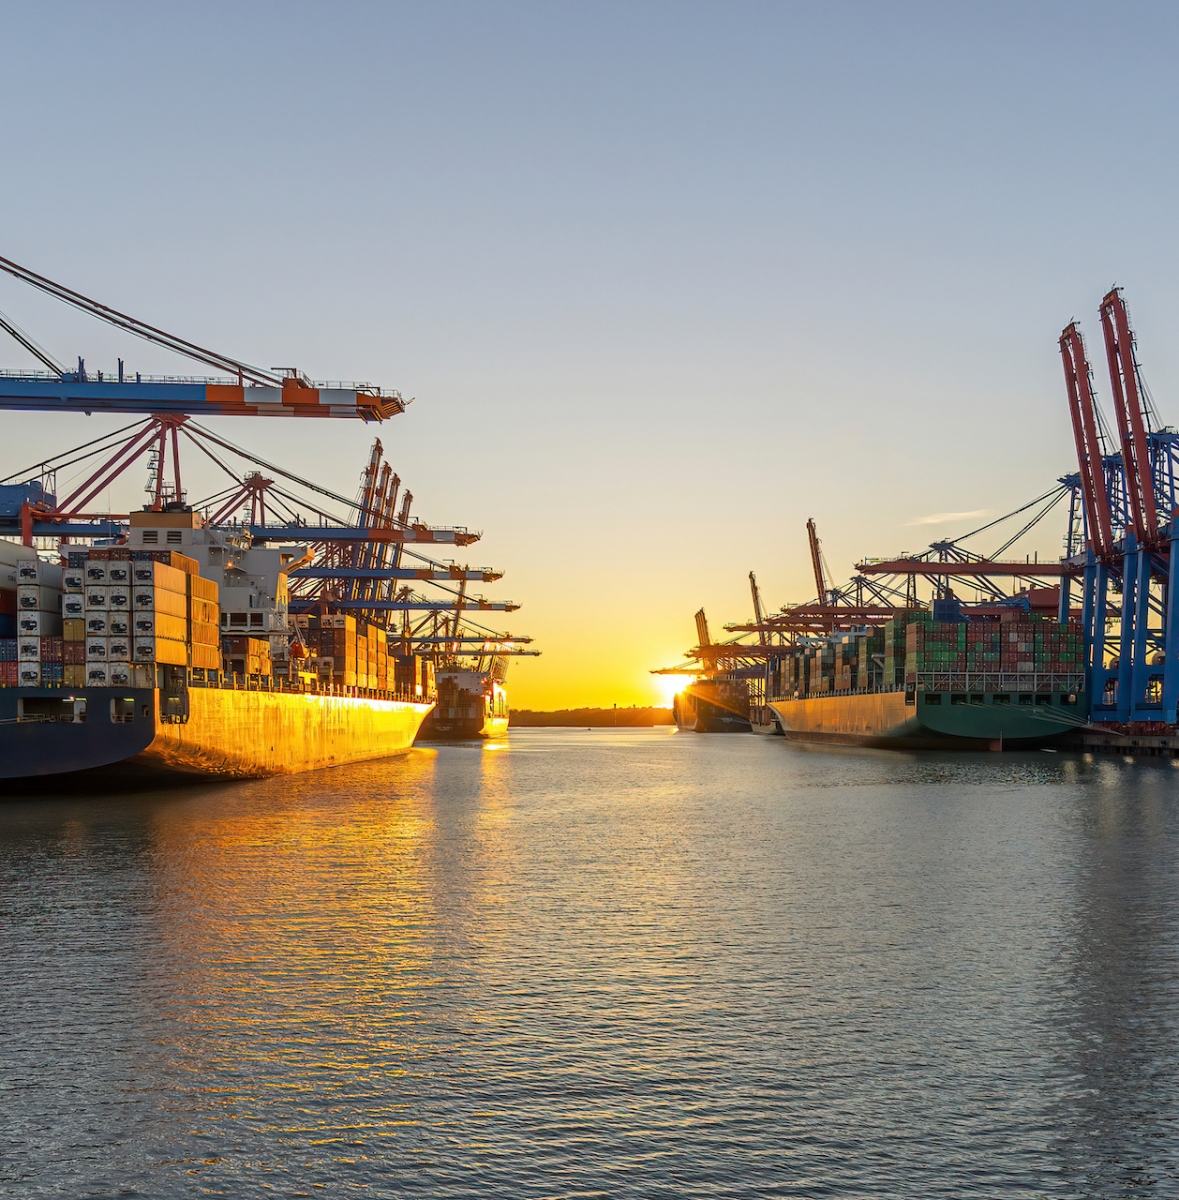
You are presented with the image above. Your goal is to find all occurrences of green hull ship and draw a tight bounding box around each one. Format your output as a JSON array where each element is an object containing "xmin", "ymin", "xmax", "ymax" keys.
[
  {"xmin": 769, "ymin": 686, "xmax": 1086, "ymax": 750},
  {"xmin": 766, "ymin": 610, "xmax": 1089, "ymax": 751}
]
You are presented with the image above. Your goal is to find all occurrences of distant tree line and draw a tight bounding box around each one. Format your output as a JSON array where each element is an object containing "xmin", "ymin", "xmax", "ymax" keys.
[{"xmin": 509, "ymin": 706, "xmax": 673, "ymax": 727}]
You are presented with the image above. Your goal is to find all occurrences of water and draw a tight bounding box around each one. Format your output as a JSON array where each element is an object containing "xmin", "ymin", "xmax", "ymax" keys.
[{"xmin": 2, "ymin": 729, "xmax": 1179, "ymax": 1197}]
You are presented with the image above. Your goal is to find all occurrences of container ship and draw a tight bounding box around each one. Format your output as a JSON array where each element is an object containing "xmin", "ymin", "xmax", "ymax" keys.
[
  {"xmin": 657, "ymin": 520, "xmax": 1089, "ymax": 750},
  {"xmin": 765, "ymin": 609, "xmax": 1087, "ymax": 750},
  {"xmin": 0, "ymin": 255, "xmax": 536, "ymax": 782},
  {"xmin": 418, "ymin": 663, "xmax": 510, "ymax": 739},
  {"xmin": 672, "ymin": 677, "xmax": 752, "ymax": 733}
]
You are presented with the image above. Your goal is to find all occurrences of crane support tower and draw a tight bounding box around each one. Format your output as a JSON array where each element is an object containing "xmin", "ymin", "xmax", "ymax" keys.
[{"xmin": 1063, "ymin": 289, "xmax": 1179, "ymax": 726}]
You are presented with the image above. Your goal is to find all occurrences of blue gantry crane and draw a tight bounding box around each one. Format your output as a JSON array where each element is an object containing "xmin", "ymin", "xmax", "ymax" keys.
[{"xmin": 1061, "ymin": 288, "xmax": 1179, "ymax": 727}]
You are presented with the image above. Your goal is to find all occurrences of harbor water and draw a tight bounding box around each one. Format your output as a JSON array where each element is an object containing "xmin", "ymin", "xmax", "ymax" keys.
[{"xmin": 3, "ymin": 729, "xmax": 1179, "ymax": 1196}]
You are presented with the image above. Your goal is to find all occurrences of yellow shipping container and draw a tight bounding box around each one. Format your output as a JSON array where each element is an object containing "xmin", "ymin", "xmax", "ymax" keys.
[
  {"xmin": 133, "ymin": 636, "xmax": 188, "ymax": 666},
  {"xmin": 142, "ymin": 612, "xmax": 188, "ymax": 641},
  {"xmin": 188, "ymin": 596, "xmax": 219, "ymax": 624},
  {"xmin": 133, "ymin": 588, "xmax": 188, "ymax": 618},
  {"xmin": 187, "ymin": 574, "xmax": 219, "ymax": 602},
  {"xmin": 63, "ymin": 618, "xmax": 86, "ymax": 642},
  {"xmin": 131, "ymin": 560, "xmax": 188, "ymax": 593},
  {"xmin": 189, "ymin": 621, "xmax": 221, "ymax": 646},
  {"xmin": 189, "ymin": 642, "xmax": 221, "ymax": 670}
]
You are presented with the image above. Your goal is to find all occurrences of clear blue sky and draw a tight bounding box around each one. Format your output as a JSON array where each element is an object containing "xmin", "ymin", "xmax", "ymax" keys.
[{"xmin": 1, "ymin": 2, "xmax": 1177, "ymax": 705}]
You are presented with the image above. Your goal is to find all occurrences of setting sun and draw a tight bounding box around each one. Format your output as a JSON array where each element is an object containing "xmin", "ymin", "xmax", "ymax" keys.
[{"xmin": 652, "ymin": 674, "xmax": 695, "ymax": 707}]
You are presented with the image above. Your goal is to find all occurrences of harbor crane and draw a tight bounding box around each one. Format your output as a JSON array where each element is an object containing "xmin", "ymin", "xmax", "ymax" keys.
[{"xmin": 0, "ymin": 254, "xmax": 405, "ymax": 421}]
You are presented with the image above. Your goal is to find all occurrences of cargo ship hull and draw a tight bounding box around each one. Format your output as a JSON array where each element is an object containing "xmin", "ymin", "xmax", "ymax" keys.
[
  {"xmin": 0, "ymin": 686, "xmax": 433, "ymax": 782},
  {"xmin": 417, "ymin": 668, "xmax": 509, "ymax": 741},
  {"xmin": 770, "ymin": 690, "xmax": 1086, "ymax": 750},
  {"xmin": 673, "ymin": 681, "xmax": 753, "ymax": 733}
]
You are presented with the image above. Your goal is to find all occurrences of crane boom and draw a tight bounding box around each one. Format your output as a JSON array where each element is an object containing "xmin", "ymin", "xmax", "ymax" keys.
[
  {"xmin": 694, "ymin": 608, "xmax": 711, "ymax": 649},
  {"xmin": 1100, "ymin": 288, "xmax": 1158, "ymax": 543},
  {"xmin": 807, "ymin": 518, "xmax": 828, "ymax": 603},
  {"xmin": 0, "ymin": 254, "xmax": 406, "ymax": 420},
  {"xmin": 1059, "ymin": 322, "xmax": 1114, "ymax": 558},
  {"xmin": 749, "ymin": 571, "xmax": 766, "ymax": 644},
  {"xmin": 0, "ymin": 252, "xmax": 281, "ymax": 386}
]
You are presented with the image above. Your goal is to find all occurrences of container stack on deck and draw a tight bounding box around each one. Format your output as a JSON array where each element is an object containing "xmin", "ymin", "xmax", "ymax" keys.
[
  {"xmin": 14, "ymin": 551, "xmax": 63, "ymax": 687},
  {"xmin": 292, "ymin": 614, "xmax": 395, "ymax": 693},
  {"xmin": 771, "ymin": 609, "xmax": 1085, "ymax": 701},
  {"xmin": 58, "ymin": 548, "xmax": 217, "ymax": 688}
]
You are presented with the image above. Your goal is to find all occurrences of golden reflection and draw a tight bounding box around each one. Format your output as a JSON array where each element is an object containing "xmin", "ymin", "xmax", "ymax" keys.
[
  {"xmin": 145, "ymin": 749, "xmax": 447, "ymax": 1073},
  {"xmin": 142, "ymin": 742, "xmax": 528, "ymax": 1103}
]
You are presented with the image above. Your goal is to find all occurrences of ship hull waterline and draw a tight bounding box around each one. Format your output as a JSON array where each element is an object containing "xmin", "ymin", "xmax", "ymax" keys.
[
  {"xmin": 0, "ymin": 686, "xmax": 434, "ymax": 783},
  {"xmin": 769, "ymin": 690, "xmax": 1087, "ymax": 751}
]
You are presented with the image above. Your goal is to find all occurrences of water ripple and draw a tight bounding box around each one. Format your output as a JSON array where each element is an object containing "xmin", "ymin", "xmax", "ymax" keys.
[{"xmin": 1, "ymin": 730, "xmax": 1178, "ymax": 1195}]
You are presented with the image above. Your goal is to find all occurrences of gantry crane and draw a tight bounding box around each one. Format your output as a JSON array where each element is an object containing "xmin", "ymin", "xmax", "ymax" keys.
[{"xmin": 1063, "ymin": 289, "xmax": 1179, "ymax": 725}]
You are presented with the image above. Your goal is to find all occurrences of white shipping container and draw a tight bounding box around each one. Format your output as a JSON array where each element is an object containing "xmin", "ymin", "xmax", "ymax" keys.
[
  {"xmin": 17, "ymin": 560, "xmax": 63, "ymax": 587},
  {"xmin": 0, "ymin": 540, "xmax": 34, "ymax": 568},
  {"xmin": 83, "ymin": 560, "xmax": 107, "ymax": 584},
  {"xmin": 129, "ymin": 663, "xmax": 156, "ymax": 688},
  {"xmin": 85, "ymin": 636, "xmax": 108, "ymax": 660},
  {"xmin": 18, "ymin": 663, "xmax": 41, "ymax": 687},
  {"xmin": 62, "ymin": 594, "xmax": 84, "ymax": 619},
  {"xmin": 84, "ymin": 612, "xmax": 109, "ymax": 635},
  {"xmin": 107, "ymin": 636, "xmax": 131, "ymax": 662},
  {"xmin": 105, "ymin": 562, "xmax": 131, "ymax": 584},
  {"xmin": 63, "ymin": 568, "xmax": 84, "ymax": 592},
  {"xmin": 108, "ymin": 587, "xmax": 130, "ymax": 610},
  {"xmin": 18, "ymin": 637, "xmax": 40, "ymax": 660},
  {"xmin": 85, "ymin": 586, "xmax": 108, "ymax": 609},
  {"xmin": 85, "ymin": 661, "xmax": 109, "ymax": 687},
  {"xmin": 108, "ymin": 662, "xmax": 132, "ymax": 687},
  {"xmin": 107, "ymin": 614, "xmax": 130, "ymax": 637},
  {"xmin": 17, "ymin": 611, "xmax": 62, "ymax": 636},
  {"xmin": 18, "ymin": 584, "xmax": 60, "ymax": 610}
]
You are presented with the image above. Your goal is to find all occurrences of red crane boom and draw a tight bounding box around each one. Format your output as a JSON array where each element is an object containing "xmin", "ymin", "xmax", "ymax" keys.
[
  {"xmin": 1059, "ymin": 322, "xmax": 1114, "ymax": 559},
  {"xmin": 807, "ymin": 518, "xmax": 828, "ymax": 603},
  {"xmin": 1100, "ymin": 288, "xmax": 1158, "ymax": 544}
]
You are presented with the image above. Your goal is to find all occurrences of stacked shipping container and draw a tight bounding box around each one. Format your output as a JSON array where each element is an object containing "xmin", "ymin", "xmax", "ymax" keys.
[
  {"xmin": 771, "ymin": 611, "xmax": 1086, "ymax": 700},
  {"xmin": 294, "ymin": 614, "xmax": 394, "ymax": 691},
  {"xmin": 59, "ymin": 549, "xmax": 219, "ymax": 687}
]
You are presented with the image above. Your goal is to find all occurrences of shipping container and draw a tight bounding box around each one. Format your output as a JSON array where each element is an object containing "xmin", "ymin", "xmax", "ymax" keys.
[
  {"xmin": 17, "ymin": 560, "xmax": 62, "ymax": 587},
  {"xmin": 18, "ymin": 584, "xmax": 60, "ymax": 611},
  {"xmin": 130, "ymin": 560, "xmax": 188, "ymax": 591},
  {"xmin": 17, "ymin": 611, "xmax": 62, "ymax": 636},
  {"xmin": 132, "ymin": 611, "xmax": 187, "ymax": 641},
  {"xmin": 132, "ymin": 636, "xmax": 187, "ymax": 666},
  {"xmin": 132, "ymin": 587, "xmax": 187, "ymax": 617}
]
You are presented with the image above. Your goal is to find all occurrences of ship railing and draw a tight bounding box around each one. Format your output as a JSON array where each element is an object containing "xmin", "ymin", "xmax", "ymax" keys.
[
  {"xmin": 911, "ymin": 671, "xmax": 1085, "ymax": 694},
  {"xmin": 769, "ymin": 672, "xmax": 1086, "ymax": 702},
  {"xmin": 198, "ymin": 672, "xmax": 424, "ymax": 705}
]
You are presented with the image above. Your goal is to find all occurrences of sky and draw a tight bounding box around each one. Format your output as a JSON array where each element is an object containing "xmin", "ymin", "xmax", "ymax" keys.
[{"xmin": 1, "ymin": 1, "xmax": 1179, "ymax": 708}]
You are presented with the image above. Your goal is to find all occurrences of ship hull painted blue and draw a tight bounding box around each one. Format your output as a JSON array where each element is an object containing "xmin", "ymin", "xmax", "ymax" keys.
[{"xmin": 0, "ymin": 688, "xmax": 157, "ymax": 780}]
